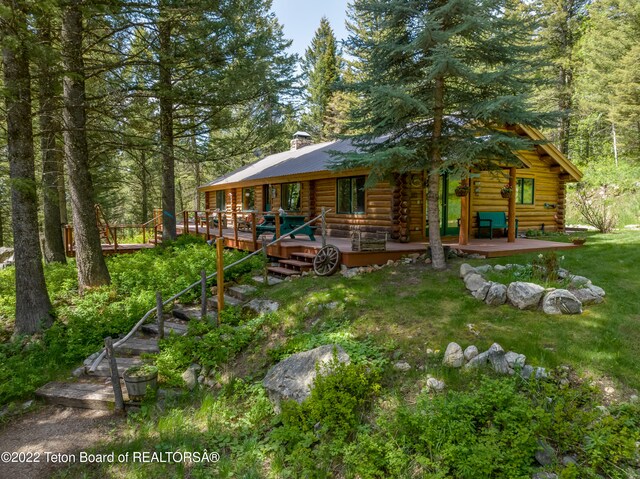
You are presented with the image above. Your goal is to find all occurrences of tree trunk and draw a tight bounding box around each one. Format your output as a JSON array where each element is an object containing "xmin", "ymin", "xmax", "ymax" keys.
[
  {"xmin": 140, "ymin": 150, "xmax": 148, "ymax": 223},
  {"xmin": 159, "ymin": 7, "xmax": 176, "ymax": 240},
  {"xmin": 37, "ymin": 17, "xmax": 67, "ymax": 264},
  {"xmin": 428, "ymin": 76, "xmax": 446, "ymax": 270},
  {"xmin": 62, "ymin": 0, "xmax": 110, "ymax": 290},
  {"xmin": 2, "ymin": 6, "xmax": 54, "ymax": 334}
]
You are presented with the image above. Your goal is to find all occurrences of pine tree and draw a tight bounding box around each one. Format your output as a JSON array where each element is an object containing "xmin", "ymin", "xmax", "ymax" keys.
[
  {"xmin": 302, "ymin": 17, "xmax": 339, "ymax": 140},
  {"xmin": 339, "ymin": 0, "xmax": 550, "ymax": 269},
  {"xmin": 1, "ymin": 0, "xmax": 54, "ymax": 334}
]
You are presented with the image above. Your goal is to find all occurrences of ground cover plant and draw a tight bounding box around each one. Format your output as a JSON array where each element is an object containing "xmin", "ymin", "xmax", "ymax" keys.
[
  {"xmin": 42, "ymin": 230, "xmax": 640, "ymax": 478},
  {"xmin": 0, "ymin": 236, "xmax": 262, "ymax": 406}
]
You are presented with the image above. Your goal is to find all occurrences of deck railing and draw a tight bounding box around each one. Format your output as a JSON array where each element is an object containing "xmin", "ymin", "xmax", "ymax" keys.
[{"xmin": 87, "ymin": 208, "xmax": 331, "ymax": 377}]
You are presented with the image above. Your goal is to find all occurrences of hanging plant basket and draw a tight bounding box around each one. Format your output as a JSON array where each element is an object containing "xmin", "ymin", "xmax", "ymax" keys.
[
  {"xmin": 500, "ymin": 184, "xmax": 513, "ymax": 198},
  {"xmin": 455, "ymin": 185, "xmax": 470, "ymax": 197},
  {"xmin": 501, "ymin": 190, "xmax": 512, "ymax": 198}
]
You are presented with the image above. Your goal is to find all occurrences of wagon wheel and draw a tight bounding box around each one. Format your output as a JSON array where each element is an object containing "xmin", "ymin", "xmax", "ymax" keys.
[{"xmin": 313, "ymin": 245, "xmax": 341, "ymax": 276}]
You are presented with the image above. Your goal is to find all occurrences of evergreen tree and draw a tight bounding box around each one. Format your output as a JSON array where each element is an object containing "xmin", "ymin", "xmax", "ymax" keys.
[
  {"xmin": 338, "ymin": 0, "xmax": 550, "ymax": 269},
  {"xmin": 301, "ymin": 17, "xmax": 339, "ymax": 140}
]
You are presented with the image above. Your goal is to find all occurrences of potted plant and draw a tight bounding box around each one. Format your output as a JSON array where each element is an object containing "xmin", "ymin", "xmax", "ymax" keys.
[
  {"xmin": 123, "ymin": 364, "xmax": 158, "ymax": 400},
  {"xmin": 500, "ymin": 184, "xmax": 513, "ymax": 198},
  {"xmin": 571, "ymin": 236, "xmax": 587, "ymax": 246},
  {"xmin": 454, "ymin": 184, "xmax": 470, "ymax": 197}
]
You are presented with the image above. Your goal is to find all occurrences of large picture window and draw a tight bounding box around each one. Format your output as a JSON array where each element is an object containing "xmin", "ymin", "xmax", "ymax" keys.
[
  {"xmin": 516, "ymin": 178, "xmax": 534, "ymax": 205},
  {"xmin": 242, "ymin": 187, "xmax": 255, "ymax": 211},
  {"xmin": 337, "ymin": 176, "xmax": 366, "ymax": 214},
  {"xmin": 215, "ymin": 190, "xmax": 226, "ymax": 210},
  {"xmin": 281, "ymin": 182, "xmax": 301, "ymax": 211}
]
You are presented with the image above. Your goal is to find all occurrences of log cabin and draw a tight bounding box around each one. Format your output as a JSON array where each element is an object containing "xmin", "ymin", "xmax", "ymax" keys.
[{"xmin": 198, "ymin": 126, "xmax": 582, "ymax": 247}]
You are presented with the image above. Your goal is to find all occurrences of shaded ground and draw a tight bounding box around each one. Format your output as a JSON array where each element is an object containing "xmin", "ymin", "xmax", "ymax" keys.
[{"xmin": 0, "ymin": 405, "xmax": 123, "ymax": 479}]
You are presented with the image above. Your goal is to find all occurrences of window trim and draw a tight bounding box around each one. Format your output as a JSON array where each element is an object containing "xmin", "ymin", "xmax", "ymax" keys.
[
  {"xmin": 281, "ymin": 182, "xmax": 302, "ymax": 212},
  {"xmin": 336, "ymin": 175, "xmax": 366, "ymax": 215},
  {"xmin": 516, "ymin": 177, "xmax": 535, "ymax": 205},
  {"xmin": 215, "ymin": 190, "xmax": 226, "ymax": 211}
]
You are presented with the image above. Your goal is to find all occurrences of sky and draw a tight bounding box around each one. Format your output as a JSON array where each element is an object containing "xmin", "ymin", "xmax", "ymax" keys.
[{"xmin": 271, "ymin": 0, "xmax": 350, "ymax": 58}]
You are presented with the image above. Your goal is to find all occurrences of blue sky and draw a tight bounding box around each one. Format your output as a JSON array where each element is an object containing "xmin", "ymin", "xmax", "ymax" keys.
[{"xmin": 271, "ymin": 0, "xmax": 350, "ymax": 58}]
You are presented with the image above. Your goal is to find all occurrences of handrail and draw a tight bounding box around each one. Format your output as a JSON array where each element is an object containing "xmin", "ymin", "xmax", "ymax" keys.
[{"xmin": 88, "ymin": 208, "xmax": 331, "ymax": 372}]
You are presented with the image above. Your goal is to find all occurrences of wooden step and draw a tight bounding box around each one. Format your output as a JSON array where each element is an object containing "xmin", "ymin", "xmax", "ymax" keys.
[
  {"xmin": 142, "ymin": 321, "xmax": 188, "ymax": 336},
  {"xmin": 227, "ymin": 285, "xmax": 257, "ymax": 301},
  {"xmin": 84, "ymin": 357, "xmax": 143, "ymax": 378},
  {"xmin": 278, "ymin": 259, "xmax": 313, "ymax": 270},
  {"xmin": 267, "ymin": 266, "xmax": 300, "ymax": 277},
  {"xmin": 114, "ymin": 337, "xmax": 159, "ymax": 356},
  {"xmin": 251, "ymin": 275, "xmax": 284, "ymax": 285},
  {"xmin": 173, "ymin": 304, "xmax": 204, "ymax": 321},
  {"xmin": 290, "ymin": 252, "xmax": 316, "ymax": 261},
  {"xmin": 36, "ymin": 380, "xmax": 129, "ymax": 410},
  {"xmin": 209, "ymin": 294, "xmax": 244, "ymax": 309}
]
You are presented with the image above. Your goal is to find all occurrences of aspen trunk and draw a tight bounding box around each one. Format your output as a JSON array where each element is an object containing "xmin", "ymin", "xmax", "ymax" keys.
[{"xmin": 428, "ymin": 76, "xmax": 446, "ymax": 270}]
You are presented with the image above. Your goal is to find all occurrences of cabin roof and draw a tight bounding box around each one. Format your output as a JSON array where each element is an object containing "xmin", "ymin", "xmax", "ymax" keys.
[{"xmin": 200, "ymin": 127, "xmax": 581, "ymax": 190}]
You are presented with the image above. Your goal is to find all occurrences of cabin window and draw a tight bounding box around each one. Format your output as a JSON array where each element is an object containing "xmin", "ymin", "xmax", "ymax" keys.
[
  {"xmin": 215, "ymin": 190, "xmax": 226, "ymax": 211},
  {"xmin": 242, "ymin": 187, "xmax": 255, "ymax": 211},
  {"xmin": 337, "ymin": 176, "xmax": 366, "ymax": 214},
  {"xmin": 516, "ymin": 178, "xmax": 534, "ymax": 205},
  {"xmin": 282, "ymin": 182, "xmax": 301, "ymax": 211}
]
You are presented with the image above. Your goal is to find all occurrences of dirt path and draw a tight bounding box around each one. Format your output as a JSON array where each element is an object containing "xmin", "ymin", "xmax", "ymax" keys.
[{"xmin": 0, "ymin": 405, "xmax": 124, "ymax": 479}]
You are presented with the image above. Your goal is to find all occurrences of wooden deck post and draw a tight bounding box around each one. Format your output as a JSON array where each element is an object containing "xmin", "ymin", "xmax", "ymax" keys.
[
  {"xmin": 200, "ymin": 269, "xmax": 207, "ymax": 321},
  {"xmin": 105, "ymin": 337, "xmax": 125, "ymax": 414},
  {"xmin": 183, "ymin": 211, "xmax": 188, "ymax": 232},
  {"xmin": 275, "ymin": 211, "xmax": 281, "ymax": 240},
  {"xmin": 508, "ymin": 167, "xmax": 517, "ymax": 243},
  {"xmin": 321, "ymin": 207, "xmax": 327, "ymax": 248},
  {"xmin": 218, "ymin": 211, "xmax": 223, "ymax": 238},
  {"xmin": 459, "ymin": 179, "xmax": 469, "ymax": 245},
  {"xmin": 113, "ymin": 227, "xmax": 118, "ymax": 253},
  {"xmin": 251, "ymin": 212, "xmax": 257, "ymax": 250},
  {"xmin": 216, "ymin": 237, "xmax": 224, "ymax": 322},
  {"xmin": 156, "ymin": 291, "xmax": 164, "ymax": 340},
  {"xmin": 232, "ymin": 212, "xmax": 238, "ymax": 245},
  {"xmin": 205, "ymin": 212, "xmax": 211, "ymax": 241},
  {"xmin": 194, "ymin": 211, "xmax": 199, "ymax": 236}
]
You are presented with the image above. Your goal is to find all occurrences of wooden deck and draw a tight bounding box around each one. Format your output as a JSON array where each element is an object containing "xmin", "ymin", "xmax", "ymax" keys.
[{"xmin": 447, "ymin": 237, "xmax": 580, "ymax": 258}]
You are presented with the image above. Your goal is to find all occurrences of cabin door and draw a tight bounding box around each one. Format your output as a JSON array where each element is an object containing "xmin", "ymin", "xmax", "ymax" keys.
[{"xmin": 426, "ymin": 173, "xmax": 461, "ymax": 237}]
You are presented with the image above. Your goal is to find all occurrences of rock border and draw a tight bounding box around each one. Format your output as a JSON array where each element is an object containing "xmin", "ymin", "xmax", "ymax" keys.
[{"xmin": 460, "ymin": 263, "xmax": 605, "ymax": 315}]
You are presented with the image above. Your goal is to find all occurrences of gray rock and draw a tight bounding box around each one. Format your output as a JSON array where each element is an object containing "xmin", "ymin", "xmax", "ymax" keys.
[
  {"xmin": 535, "ymin": 439, "xmax": 555, "ymax": 466},
  {"xmin": 251, "ymin": 275, "xmax": 283, "ymax": 285},
  {"xmin": 485, "ymin": 283, "xmax": 508, "ymax": 306},
  {"xmin": 521, "ymin": 364, "xmax": 534, "ymax": 379},
  {"xmin": 569, "ymin": 275, "xmax": 592, "ymax": 288},
  {"xmin": 571, "ymin": 288, "xmax": 604, "ymax": 305},
  {"xmin": 532, "ymin": 473, "xmax": 558, "ymax": 479},
  {"xmin": 341, "ymin": 268, "xmax": 360, "ymax": 279},
  {"xmin": 465, "ymin": 350, "xmax": 489, "ymax": 369},
  {"xmin": 464, "ymin": 273, "xmax": 488, "ymax": 292},
  {"xmin": 557, "ymin": 268, "xmax": 569, "ymax": 279},
  {"xmin": 173, "ymin": 305, "xmax": 203, "ymax": 321},
  {"xmin": 0, "ymin": 246, "xmax": 14, "ymax": 263},
  {"xmin": 22, "ymin": 400, "xmax": 34, "ymax": 410},
  {"xmin": 588, "ymin": 284, "xmax": 606, "ymax": 297},
  {"xmin": 535, "ymin": 367, "xmax": 548, "ymax": 379},
  {"xmin": 246, "ymin": 299, "xmax": 280, "ymax": 314},
  {"xmin": 425, "ymin": 377, "xmax": 446, "ymax": 392},
  {"xmin": 542, "ymin": 289, "xmax": 582, "ymax": 315},
  {"xmin": 488, "ymin": 343, "xmax": 511, "ymax": 374},
  {"xmin": 443, "ymin": 342, "xmax": 465, "ymax": 368},
  {"xmin": 561, "ymin": 455, "xmax": 578, "ymax": 466},
  {"xmin": 197, "ymin": 375, "xmax": 205, "ymax": 384},
  {"xmin": 182, "ymin": 364, "xmax": 200, "ymax": 390},
  {"xmin": 460, "ymin": 263, "xmax": 477, "ymax": 278},
  {"xmin": 475, "ymin": 264, "xmax": 492, "ymax": 274},
  {"xmin": 505, "ymin": 351, "xmax": 526, "ymax": 368},
  {"xmin": 472, "ymin": 281, "xmax": 492, "ymax": 300},
  {"xmin": 507, "ymin": 282, "xmax": 545, "ymax": 310},
  {"xmin": 494, "ymin": 264, "xmax": 507, "ymax": 272},
  {"xmin": 263, "ymin": 344, "xmax": 350, "ymax": 410},
  {"xmin": 464, "ymin": 345, "xmax": 479, "ymax": 362},
  {"xmin": 393, "ymin": 361, "xmax": 411, "ymax": 372}
]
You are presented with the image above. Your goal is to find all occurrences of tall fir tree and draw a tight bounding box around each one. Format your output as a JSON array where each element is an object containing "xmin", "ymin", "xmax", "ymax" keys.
[
  {"xmin": 338, "ymin": 0, "xmax": 551, "ymax": 269},
  {"xmin": 301, "ymin": 17, "xmax": 339, "ymax": 140}
]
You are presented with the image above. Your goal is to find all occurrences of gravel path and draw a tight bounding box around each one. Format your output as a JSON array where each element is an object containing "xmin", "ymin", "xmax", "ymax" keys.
[{"xmin": 0, "ymin": 405, "xmax": 123, "ymax": 479}]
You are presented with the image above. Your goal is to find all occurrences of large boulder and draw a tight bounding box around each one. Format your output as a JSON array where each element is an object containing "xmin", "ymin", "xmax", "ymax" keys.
[
  {"xmin": 246, "ymin": 299, "xmax": 280, "ymax": 315},
  {"xmin": 542, "ymin": 289, "xmax": 582, "ymax": 315},
  {"xmin": 487, "ymin": 343, "xmax": 511, "ymax": 374},
  {"xmin": 507, "ymin": 282, "xmax": 545, "ymax": 310},
  {"xmin": 568, "ymin": 275, "xmax": 591, "ymax": 288},
  {"xmin": 459, "ymin": 263, "xmax": 477, "ymax": 278},
  {"xmin": 475, "ymin": 264, "xmax": 492, "ymax": 274},
  {"xmin": 472, "ymin": 281, "xmax": 492, "ymax": 301},
  {"xmin": 464, "ymin": 350, "xmax": 489, "ymax": 369},
  {"xmin": 464, "ymin": 345, "xmax": 479, "ymax": 361},
  {"xmin": 587, "ymin": 284, "xmax": 606, "ymax": 297},
  {"xmin": 464, "ymin": 273, "xmax": 489, "ymax": 293},
  {"xmin": 442, "ymin": 342, "xmax": 465, "ymax": 368},
  {"xmin": 263, "ymin": 345, "xmax": 350, "ymax": 409},
  {"xmin": 485, "ymin": 283, "xmax": 507, "ymax": 306},
  {"xmin": 505, "ymin": 351, "xmax": 526, "ymax": 368},
  {"xmin": 571, "ymin": 287, "xmax": 604, "ymax": 305}
]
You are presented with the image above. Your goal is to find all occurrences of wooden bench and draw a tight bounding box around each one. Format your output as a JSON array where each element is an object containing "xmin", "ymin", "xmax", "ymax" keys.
[
  {"xmin": 477, "ymin": 212, "xmax": 518, "ymax": 239},
  {"xmin": 256, "ymin": 214, "xmax": 317, "ymax": 241}
]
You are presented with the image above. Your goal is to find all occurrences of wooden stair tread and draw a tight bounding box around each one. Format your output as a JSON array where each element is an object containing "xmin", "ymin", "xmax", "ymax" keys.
[
  {"xmin": 114, "ymin": 337, "xmax": 159, "ymax": 355},
  {"xmin": 290, "ymin": 252, "xmax": 316, "ymax": 260},
  {"xmin": 267, "ymin": 266, "xmax": 300, "ymax": 276},
  {"xmin": 84, "ymin": 357, "xmax": 143, "ymax": 378},
  {"xmin": 278, "ymin": 259, "xmax": 313, "ymax": 269},
  {"xmin": 36, "ymin": 380, "xmax": 129, "ymax": 410},
  {"xmin": 141, "ymin": 321, "xmax": 188, "ymax": 336}
]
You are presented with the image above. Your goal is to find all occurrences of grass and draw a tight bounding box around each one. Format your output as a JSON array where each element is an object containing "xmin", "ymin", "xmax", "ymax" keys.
[{"xmin": 3, "ymin": 231, "xmax": 640, "ymax": 477}]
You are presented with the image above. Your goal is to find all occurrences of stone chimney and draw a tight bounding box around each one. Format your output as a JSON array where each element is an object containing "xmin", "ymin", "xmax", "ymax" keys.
[{"xmin": 290, "ymin": 131, "xmax": 313, "ymax": 151}]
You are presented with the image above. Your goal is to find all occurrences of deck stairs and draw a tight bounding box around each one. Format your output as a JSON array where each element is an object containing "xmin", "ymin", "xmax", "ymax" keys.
[
  {"xmin": 36, "ymin": 285, "xmax": 259, "ymax": 411},
  {"xmin": 266, "ymin": 251, "xmax": 316, "ymax": 279}
]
